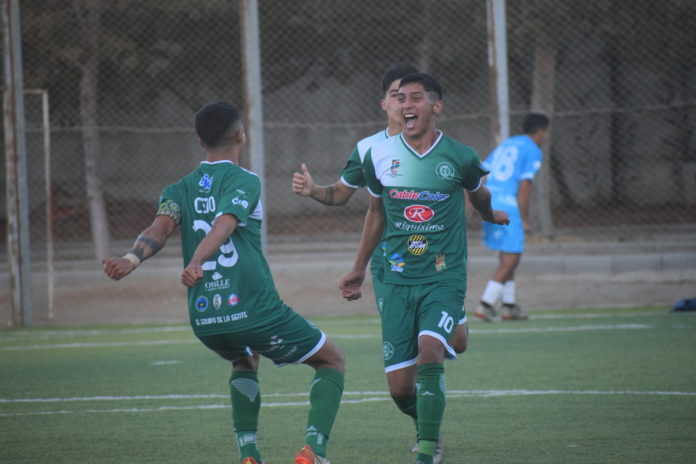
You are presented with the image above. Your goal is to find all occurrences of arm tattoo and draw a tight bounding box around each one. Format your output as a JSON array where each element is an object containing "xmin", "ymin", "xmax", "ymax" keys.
[
  {"xmin": 323, "ymin": 185, "xmax": 335, "ymax": 205},
  {"xmin": 129, "ymin": 234, "xmax": 163, "ymax": 261}
]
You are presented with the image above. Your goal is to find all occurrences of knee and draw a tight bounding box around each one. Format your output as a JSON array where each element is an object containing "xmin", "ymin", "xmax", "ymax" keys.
[
  {"xmin": 453, "ymin": 337, "xmax": 468, "ymax": 354},
  {"xmin": 418, "ymin": 336, "xmax": 445, "ymax": 363},
  {"xmin": 307, "ymin": 339, "xmax": 345, "ymax": 373},
  {"xmin": 389, "ymin": 383, "xmax": 416, "ymax": 399},
  {"xmin": 232, "ymin": 351, "xmax": 259, "ymax": 371},
  {"xmin": 452, "ymin": 324, "xmax": 468, "ymax": 354}
]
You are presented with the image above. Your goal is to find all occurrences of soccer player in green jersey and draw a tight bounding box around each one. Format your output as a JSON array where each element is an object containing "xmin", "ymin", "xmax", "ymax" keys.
[
  {"xmin": 103, "ymin": 102, "xmax": 344, "ymax": 464},
  {"xmin": 339, "ymin": 74, "xmax": 509, "ymax": 464},
  {"xmin": 292, "ymin": 64, "xmax": 470, "ymax": 356}
]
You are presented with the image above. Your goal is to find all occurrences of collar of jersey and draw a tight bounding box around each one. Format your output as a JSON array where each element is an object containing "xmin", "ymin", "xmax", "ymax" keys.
[
  {"xmin": 398, "ymin": 130, "xmax": 443, "ymax": 158},
  {"xmin": 200, "ymin": 160, "xmax": 235, "ymax": 166}
]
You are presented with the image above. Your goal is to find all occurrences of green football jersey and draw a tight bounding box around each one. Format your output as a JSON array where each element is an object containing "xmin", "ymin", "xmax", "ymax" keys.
[
  {"xmin": 363, "ymin": 132, "xmax": 488, "ymax": 286},
  {"xmin": 339, "ymin": 129, "xmax": 389, "ymax": 188},
  {"xmin": 157, "ymin": 160, "xmax": 282, "ymax": 336}
]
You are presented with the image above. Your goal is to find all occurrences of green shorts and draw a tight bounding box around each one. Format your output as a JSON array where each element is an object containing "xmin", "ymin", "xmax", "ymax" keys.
[
  {"xmin": 380, "ymin": 280, "xmax": 466, "ymax": 372},
  {"xmin": 197, "ymin": 305, "xmax": 325, "ymax": 366},
  {"xmin": 371, "ymin": 264, "xmax": 387, "ymax": 315}
]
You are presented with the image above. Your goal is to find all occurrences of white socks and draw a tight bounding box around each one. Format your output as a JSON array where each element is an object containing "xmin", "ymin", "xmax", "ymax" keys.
[
  {"xmin": 481, "ymin": 280, "xmax": 503, "ymax": 306},
  {"xmin": 482, "ymin": 280, "xmax": 516, "ymax": 306},
  {"xmin": 502, "ymin": 281, "xmax": 516, "ymax": 305}
]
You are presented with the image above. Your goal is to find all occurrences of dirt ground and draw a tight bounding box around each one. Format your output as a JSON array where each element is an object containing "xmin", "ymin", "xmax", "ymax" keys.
[{"xmin": 2, "ymin": 240, "xmax": 694, "ymax": 327}]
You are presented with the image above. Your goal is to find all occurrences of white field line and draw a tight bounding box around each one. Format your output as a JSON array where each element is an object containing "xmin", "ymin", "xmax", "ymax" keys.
[
  {"xmin": 1, "ymin": 339, "xmax": 198, "ymax": 351},
  {"xmin": 0, "ymin": 326, "xmax": 191, "ymax": 341},
  {"xmin": 0, "ymin": 313, "xmax": 662, "ymax": 342},
  {"xmin": 0, "ymin": 324, "xmax": 652, "ymax": 350},
  {"xmin": 1, "ymin": 389, "xmax": 694, "ymax": 417}
]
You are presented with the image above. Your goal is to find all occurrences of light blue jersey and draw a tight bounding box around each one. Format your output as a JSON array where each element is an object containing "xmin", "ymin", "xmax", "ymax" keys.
[{"xmin": 482, "ymin": 134, "xmax": 542, "ymax": 253}]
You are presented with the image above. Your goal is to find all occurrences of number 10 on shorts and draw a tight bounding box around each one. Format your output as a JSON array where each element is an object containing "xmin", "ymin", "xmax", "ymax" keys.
[{"xmin": 438, "ymin": 311, "xmax": 454, "ymax": 333}]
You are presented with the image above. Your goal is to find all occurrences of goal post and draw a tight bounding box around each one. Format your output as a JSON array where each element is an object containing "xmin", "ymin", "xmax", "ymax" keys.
[{"xmin": 24, "ymin": 88, "xmax": 54, "ymax": 320}]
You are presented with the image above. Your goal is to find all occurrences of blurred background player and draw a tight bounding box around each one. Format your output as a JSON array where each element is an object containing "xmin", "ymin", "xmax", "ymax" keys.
[
  {"xmin": 291, "ymin": 64, "xmax": 470, "ymax": 354},
  {"xmin": 474, "ymin": 113, "xmax": 550, "ymax": 322},
  {"xmin": 104, "ymin": 102, "xmax": 344, "ymax": 464},
  {"xmin": 339, "ymin": 73, "xmax": 509, "ymax": 464}
]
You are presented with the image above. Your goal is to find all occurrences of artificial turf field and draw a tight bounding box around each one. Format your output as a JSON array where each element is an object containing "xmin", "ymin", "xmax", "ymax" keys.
[{"xmin": 1, "ymin": 306, "xmax": 694, "ymax": 463}]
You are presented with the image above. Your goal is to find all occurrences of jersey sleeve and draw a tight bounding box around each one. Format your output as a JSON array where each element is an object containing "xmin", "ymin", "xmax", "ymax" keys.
[
  {"xmin": 461, "ymin": 147, "xmax": 489, "ymax": 192},
  {"xmin": 339, "ymin": 146, "xmax": 365, "ymax": 189},
  {"xmin": 156, "ymin": 183, "xmax": 183, "ymax": 224},
  {"xmin": 218, "ymin": 172, "xmax": 261, "ymax": 224},
  {"xmin": 362, "ymin": 149, "xmax": 382, "ymax": 197},
  {"xmin": 520, "ymin": 144, "xmax": 543, "ymax": 181}
]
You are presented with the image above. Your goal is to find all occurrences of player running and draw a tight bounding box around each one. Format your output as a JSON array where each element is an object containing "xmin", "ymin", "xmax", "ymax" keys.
[
  {"xmin": 339, "ymin": 73, "xmax": 509, "ymax": 464},
  {"xmin": 292, "ymin": 64, "xmax": 470, "ymax": 355},
  {"xmin": 104, "ymin": 102, "xmax": 344, "ymax": 464}
]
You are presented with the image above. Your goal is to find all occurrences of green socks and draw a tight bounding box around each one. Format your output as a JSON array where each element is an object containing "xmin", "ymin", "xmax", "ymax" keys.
[
  {"xmin": 305, "ymin": 367, "xmax": 345, "ymax": 457},
  {"xmin": 230, "ymin": 370, "xmax": 262, "ymax": 462},
  {"xmin": 416, "ymin": 363, "xmax": 446, "ymax": 445}
]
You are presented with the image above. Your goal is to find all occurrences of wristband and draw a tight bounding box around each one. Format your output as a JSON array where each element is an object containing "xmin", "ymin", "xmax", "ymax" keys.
[{"xmin": 122, "ymin": 253, "xmax": 141, "ymax": 268}]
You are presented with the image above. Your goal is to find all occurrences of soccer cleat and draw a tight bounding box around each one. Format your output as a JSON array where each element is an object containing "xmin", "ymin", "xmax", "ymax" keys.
[
  {"xmin": 501, "ymin": 303, "xmax": 528, "ymax": 321},
  {"xmin": 241, "ymin": 458, "xmax": 268, "ymax": 464},
  {"xmin": 410, "ymin": 441, "xmax": 444, "ymax": 464},
  {"xmin": 474, "ymin": 301, "xmax": 497, "ymax": 322},
  {"xmin": 433, "ymin": 442, "xmax": 444, "ymax": 464},
  {"xmin": 295, "ymin": 445, "xmax": 329, "ymax": 464}
]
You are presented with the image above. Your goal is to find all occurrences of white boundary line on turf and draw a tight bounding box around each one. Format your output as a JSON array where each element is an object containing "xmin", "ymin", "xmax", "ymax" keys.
[
  {"xmin": 0, "ymin": 324, "xmax": 653, "ymax": 351},
  {"xmin": 0, "ymin": 315, "xmax": 660, "ymax": 342},
  {"xmin": 1, "ymin": 389, "xmax": 694, "ymax": 417}
]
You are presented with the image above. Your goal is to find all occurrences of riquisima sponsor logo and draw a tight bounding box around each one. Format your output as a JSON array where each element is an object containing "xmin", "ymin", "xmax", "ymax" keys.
[
  {"xmin": 403, "ymin": 204, "xmax": 434, "ymax": 223},
  {"xmin": 388, "ymin": 189, "xmax": 449, "ymax": 201}
]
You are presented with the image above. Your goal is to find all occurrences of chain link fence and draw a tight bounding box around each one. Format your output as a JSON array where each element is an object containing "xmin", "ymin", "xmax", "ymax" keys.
[{"xmin": 2, "ymin": 0, "xmax": 695, "ymax": 324}]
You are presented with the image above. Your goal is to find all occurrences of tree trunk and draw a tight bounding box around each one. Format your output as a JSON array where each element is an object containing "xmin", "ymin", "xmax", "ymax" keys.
[
  {"xmin": 530, "ymin": 28, "xmax": 557, "ymax": 239},
  {"xmin": 74, "ymin": 0, "xmax": 110, "ymax": 260}
]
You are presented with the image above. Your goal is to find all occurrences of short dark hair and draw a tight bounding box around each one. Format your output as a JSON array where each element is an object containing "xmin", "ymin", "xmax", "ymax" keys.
[
  {"xmin": 381, "ymin": 64, "xmax": 418, "ymax": 93},
  {"xmin": 195, "ymin": 102, "xmax": 241, "ymax": 147},
  {"xmin": 522, "ymin": 113, "xmax": 549, "ymax": 134},
  {"xmin": 399, "ymin": 72, "xmax": 443, "ymax": 100}
]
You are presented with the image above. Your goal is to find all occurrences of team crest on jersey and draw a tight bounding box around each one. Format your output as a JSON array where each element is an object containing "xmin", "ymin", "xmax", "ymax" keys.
[
  {"xmin": 389, "ymin": 253, "xmax": 405, "ymax": 272},
  {"xmin": 196, "ymin": 296, "xmax": 209, "ymax": 312},
  {"xmin": 389, "ymin": 159, "xmax": 402, "ymax": 177},
  {"xmin": 213, "ymin": 294, "xmax": 222, "ymax": 310},
  {"xmin": 436, "ymin": 162, "xmax": 455, "ymax": 180},
  {"xmin": 407, "ymin": 235, "xmax": 428, "ymax": 255},
  {"xmin": 435, "ymin": 253, "xmax": 447, "ymax": 272},
  {"xmin": 199, "ymin": 174, "xmax": 214, "ymax": 192}
]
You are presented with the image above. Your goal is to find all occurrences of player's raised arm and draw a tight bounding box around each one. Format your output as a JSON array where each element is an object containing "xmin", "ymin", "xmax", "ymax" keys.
[
  {"xmin": 339, "ymin": 194, "xmax": 384, "ymax": 300},
  {"xmin": 103, "ymin": 215, "xmax": 177, "ymax": 281},
  {"xmin": 292, "ymin": 163, "xmax": 356, "ymax": 205},
  {"xmin": 468, "ymin": 184, "xmax": 510, "ymax": 226},
  {"xmin": 181, "ymin": 213, "xmax": 239, "ymax": 288}
]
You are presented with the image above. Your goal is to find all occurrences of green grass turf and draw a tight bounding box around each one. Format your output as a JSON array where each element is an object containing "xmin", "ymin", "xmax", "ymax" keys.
[{"xmin": 1, "ymin": 306, "xmax": 694, "ymax": 463}]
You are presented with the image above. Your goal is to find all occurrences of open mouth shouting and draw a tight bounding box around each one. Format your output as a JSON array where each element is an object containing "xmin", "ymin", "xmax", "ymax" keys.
[{"xmin": 404, "ymin": 112, "xmax": 418, "ymax": 130}]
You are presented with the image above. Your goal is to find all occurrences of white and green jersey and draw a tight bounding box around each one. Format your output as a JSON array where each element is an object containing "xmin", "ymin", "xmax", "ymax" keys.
[
  {"xmin": 339, "ymin": 129, "xmax": 389, "ymax": 188},
  {"xmin": 157, "ymin": 161, "xmax": 282, "ymax": 336},
  {"xmin": 339, "ymin": 128, "xmax": 391, "ymax": 276},
  {"xmin": 363, "ymin": 131, "xmax": 487, "ymax": 286}
]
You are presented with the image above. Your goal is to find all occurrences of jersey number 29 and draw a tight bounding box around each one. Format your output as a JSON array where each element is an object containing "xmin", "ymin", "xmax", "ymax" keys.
[{"xmin": 192, "ymin": 219, "xmax": 239, "ymax": 270}]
